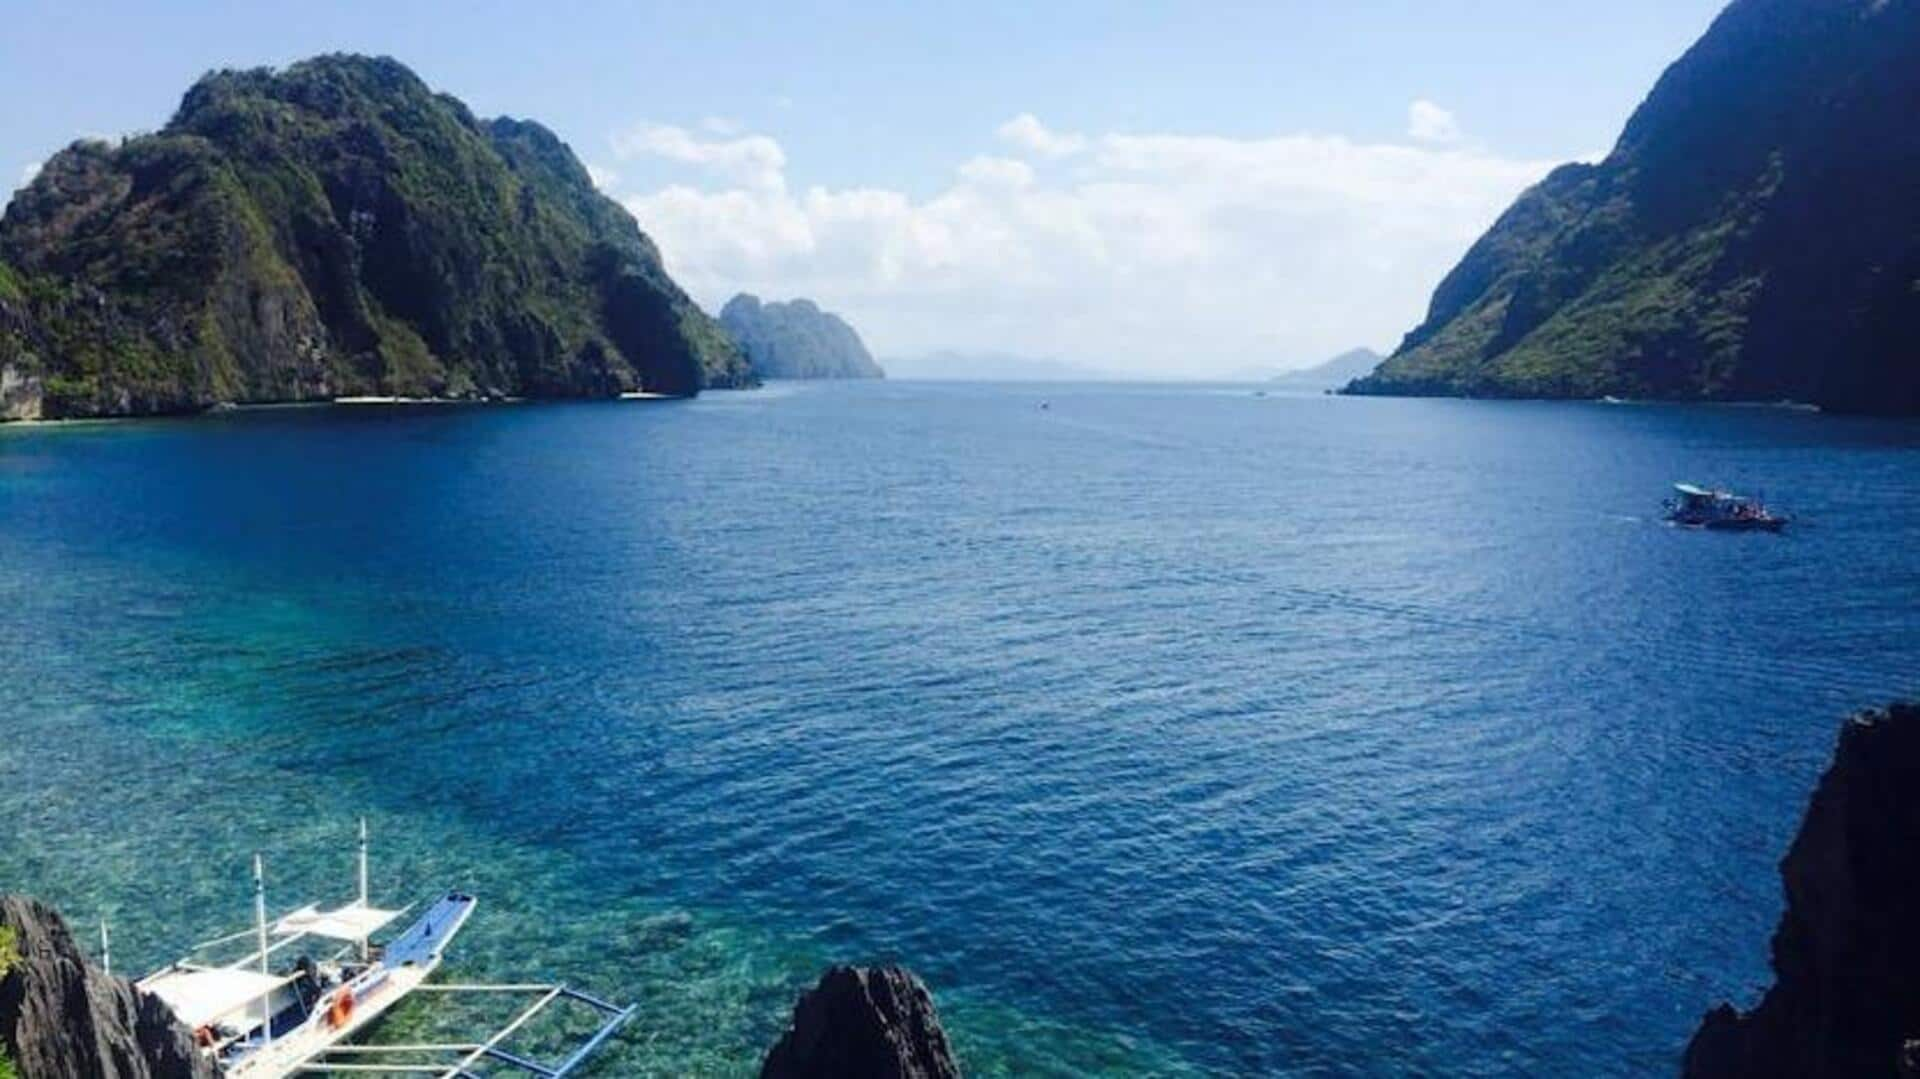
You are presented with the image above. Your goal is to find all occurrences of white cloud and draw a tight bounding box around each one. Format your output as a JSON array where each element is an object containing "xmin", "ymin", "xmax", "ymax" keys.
[
  {"xmin": 613, "ymin": 116, "xmax": 1558, "ymax": 375},
  {"xmin": 955, "ymin": 155, "xmax": 1034, "ymax": 188},
  {"xmin": 996, "ymin": 113, "xmax": 1088, "ymax": 158},
  {"xmin": 586, "ymin": 163, "xmax": 619, "ymax": 190},
  {"xmin": 701, "ymin": 116, "xmax": 741, "ymax": 136},
  {"xmin": 611, "ymin": 123, "xmax": 787, "ymax": 191},
  {"xmin": 6, "ymin": 161, "xmax": 40, "ymax": 209},
  {"xmin": 1407, "ymin": 100, "xmax": 1462, "ymax": 144}
]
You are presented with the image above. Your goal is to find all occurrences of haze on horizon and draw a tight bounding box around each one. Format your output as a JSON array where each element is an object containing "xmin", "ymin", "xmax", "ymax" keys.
[{"xmin": 0, "ymin": 0, "xmax": 1726, "ymax": 378}]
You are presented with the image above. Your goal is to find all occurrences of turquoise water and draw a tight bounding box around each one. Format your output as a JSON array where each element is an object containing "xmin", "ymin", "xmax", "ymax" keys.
[{"xmin": 1, "ymin": 383, "xmax": 1916, "ymax": 1075}]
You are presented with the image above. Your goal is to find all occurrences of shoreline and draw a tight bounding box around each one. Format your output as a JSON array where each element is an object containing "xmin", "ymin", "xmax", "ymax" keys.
[
  {"xmin": 1336, "ymin": 386, "xmax": 1849, "ymax": 414},
  {"xmin": 0, "ymin": 390, "xmax": 698, "ymax": 428},
  {"xmin": 332, "ymin": 395, "xmax": 528, "ymax": 406}
]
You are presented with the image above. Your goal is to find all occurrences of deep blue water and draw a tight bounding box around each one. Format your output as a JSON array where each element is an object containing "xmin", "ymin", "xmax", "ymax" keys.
[{"xmin": 1, "ymin": 382, "xmax": 1916, "ymax": 1075}]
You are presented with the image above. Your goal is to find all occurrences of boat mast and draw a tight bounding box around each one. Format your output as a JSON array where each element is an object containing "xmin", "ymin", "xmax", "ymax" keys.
[
  {"xmin": 254, "ymin": 853, "xmax": 272, "ymax": 1047},
  {"xmin": 356, "ymin": 817, "xmax": 370, "ymax": 961}
]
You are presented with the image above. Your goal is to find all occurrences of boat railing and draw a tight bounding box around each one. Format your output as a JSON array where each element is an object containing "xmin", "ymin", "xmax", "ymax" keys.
[{"xmin": 286, "ymin": 982, "xmax": 637, "ymax": 1078}]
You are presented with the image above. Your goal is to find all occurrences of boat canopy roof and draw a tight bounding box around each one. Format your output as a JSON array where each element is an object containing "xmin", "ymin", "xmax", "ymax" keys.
[
  {"xmin": 1673, "ymin": 483, "xmax": 1716, "ymax": 496},
  {"xmin": 272, "ymin": 900, "xmax": 401, "ymax": 942},
  {"xmin": 141, "ymin": 967, "xmax": 293, "ymax": 1029}
]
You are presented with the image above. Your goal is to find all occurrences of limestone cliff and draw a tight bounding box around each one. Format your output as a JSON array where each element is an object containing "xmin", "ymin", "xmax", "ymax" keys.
[
  {"xmin": 0, "ymin": 54, "xmax": 752, "ymax": 421},
  {"xmin": 0, "ymin": 895, "xmax": 211, "ymax": 1079},
  {"xmin": 720, "ymin": 295, "xmax": 884, "ymax": 380},
  {"xmin": 1350, "ymin": 0, "xmax": 1920, "ymax": 412},
  {"xmin": 1683, "ymin": 702, "xmax": 1920, "ymax": 1077}
]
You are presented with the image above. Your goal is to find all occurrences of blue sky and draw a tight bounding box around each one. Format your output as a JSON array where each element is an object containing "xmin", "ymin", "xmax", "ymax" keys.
[{"xmin": 1, "ymin": 0, "xmax": 1729, "ymax": 374}]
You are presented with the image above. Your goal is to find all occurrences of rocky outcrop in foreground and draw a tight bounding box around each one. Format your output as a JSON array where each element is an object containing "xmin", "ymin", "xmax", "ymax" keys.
[
  {"xmin": 1683, "ymin": 702, "xmax": 1920, "ymax": 1077},
  {"xmin": 0, "ymin": 895, "xmax": 211, "ymax": 1078},
  {"xmin": 720, "ymin": 295, "xmax": 884, "ymax": 380},
  {"xmin": 761, "ymin": 965, "xmax": 960, "ymax": 1079}
]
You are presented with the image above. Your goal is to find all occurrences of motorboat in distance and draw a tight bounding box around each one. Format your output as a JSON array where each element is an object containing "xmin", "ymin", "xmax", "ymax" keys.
[{"xmin": 1663, "ymin": 483, "xmax": 1788, "ymax": 531}]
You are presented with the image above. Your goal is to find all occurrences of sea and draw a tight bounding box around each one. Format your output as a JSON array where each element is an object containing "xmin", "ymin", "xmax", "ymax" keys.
[{"xmin": 1, "ymin": 381, "xmax": 1915, "ymax": 1075}]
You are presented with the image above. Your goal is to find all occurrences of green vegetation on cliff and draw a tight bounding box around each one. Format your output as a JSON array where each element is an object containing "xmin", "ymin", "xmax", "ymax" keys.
[
  {"xmin": 1349, "ymin": 0, "xmax": 1920, "ymax": 413},
  {"xmin": 0, "ymin": 926, "xmax": 16, "ymax": 1079},
  {"xmin": 0, "ymin": 54, "xmax": 752, "ymax": 420}
]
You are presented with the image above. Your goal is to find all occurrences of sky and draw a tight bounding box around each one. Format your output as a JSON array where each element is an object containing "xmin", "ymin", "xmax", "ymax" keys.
[{"xmin": 0, "ymin": 1, "xmax": 1730, "ymax": 376}]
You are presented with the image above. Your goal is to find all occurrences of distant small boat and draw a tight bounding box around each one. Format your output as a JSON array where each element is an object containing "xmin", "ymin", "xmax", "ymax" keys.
[
  {"xmin": 135, "ymin": 820, "xmax": 635, "ymax": 1078},
  {"xmin": 1663, "ymin": 483, "xmax": 1788, "ymax": 531}
]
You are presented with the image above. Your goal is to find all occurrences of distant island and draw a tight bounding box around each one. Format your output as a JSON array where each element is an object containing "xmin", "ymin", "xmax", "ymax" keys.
[
  {"xmin": 0, "ymin": 54, "xmax": 751, "ymax": 422},
  {"xmin": 1348, "ymin": 0, "xmax": 1920, "ymax": 414},
  {"xmin": 1234, "ymin": 347, "xmax": 1383, "ymax": 389},
  {"xmin": 718, "ymin": 294, "xmax": 884, "ymax": 380},
  {"xmin": 883, "ymin": 350, "xmax": 1119, "ymax": 381}
]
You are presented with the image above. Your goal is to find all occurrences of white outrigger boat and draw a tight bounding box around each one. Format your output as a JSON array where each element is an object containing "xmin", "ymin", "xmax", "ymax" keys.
[
  {"xmin": 134, "ymin": 821, "xmax": 635, "ymax": 1077},
  {"xmin": 1663, "ymin": 482, "xmax": 1789, "ymax": 531}
]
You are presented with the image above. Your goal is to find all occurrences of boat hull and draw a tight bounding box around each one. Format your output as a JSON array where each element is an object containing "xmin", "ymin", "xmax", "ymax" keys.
[
  {"xmin": 1668, "ymin": 514, "xmax": 1788, "ymax": 532},
  {"xmin": 224, "ymin": 894, "xmax": 475, "ymax": 1078},
  {"xmin": 1700, "ymin": 516, "xmax": 1787, "ymax": 532}
]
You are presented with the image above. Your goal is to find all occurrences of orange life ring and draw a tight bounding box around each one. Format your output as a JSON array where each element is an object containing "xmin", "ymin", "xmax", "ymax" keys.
[{"xmin": 327, "ymin": 990, "xmax": 355, "ymax": 1029}]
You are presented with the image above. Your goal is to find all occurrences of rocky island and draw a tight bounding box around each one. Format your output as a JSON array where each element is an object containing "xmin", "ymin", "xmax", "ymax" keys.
[
  {"xmin": 1268, "ymin": 347, "xmax": 1382, "ymax": 390},
  {"xmin": 1348, "ymin": 0, "xmax": 1920, "ymax": 413},
  {"xmin": 0, "ymin": 54, "xmax": 752, "ymax": 422},
  {"xmin": 719, "ymin": 294, "xmax": 884, "ymax": 380},
  {"xmin": 760, "ymin": 965, "xmax": 960, "ymax": 1079}
]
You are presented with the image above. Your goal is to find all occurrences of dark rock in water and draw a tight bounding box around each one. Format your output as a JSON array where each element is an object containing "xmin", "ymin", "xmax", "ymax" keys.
[
  {"xmin": 0, "ymin": 54, "xmax": 750, "ymax": 422},
  {"xmin": 760, "ymin": 965, "xmax": 960, "ymax": 1079},
  {"xmin": 1350, "ymin": 0, "xmax": 1920, "ymax": 413},
  {"xmin": 720, "ymin": 294, "xmax": 884, "ymax": 380},
  {"xmin": 1682, "ymin": 702, "xmax": 1920, "ymax": 1078},
  {"xmin": 0, "ymin": 895, "xmax": 212, "ymax": 1078}
]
